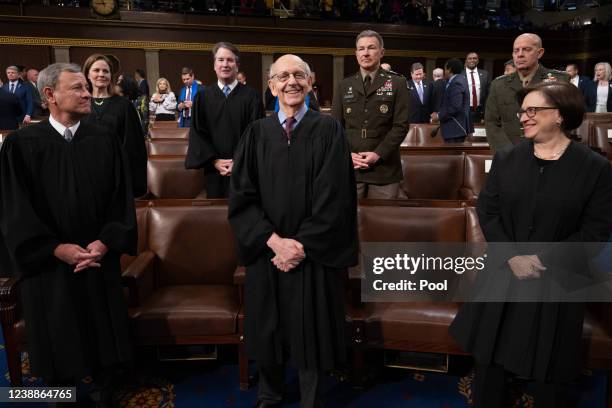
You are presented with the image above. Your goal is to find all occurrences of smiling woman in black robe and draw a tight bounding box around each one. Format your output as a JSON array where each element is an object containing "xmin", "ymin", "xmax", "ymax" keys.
[
  {"xmin": 450, "ymin": 82, "xmax": 612, "ymax": 408},
  {"xmin": 81, "ymin": 53, "xmax": 147, "ymax": 198}
]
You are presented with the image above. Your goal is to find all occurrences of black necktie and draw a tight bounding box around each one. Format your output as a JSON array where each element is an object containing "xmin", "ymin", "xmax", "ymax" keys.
[{"xmin": 364, "ymin": 75, "xmax": 371, "ymax": 93}]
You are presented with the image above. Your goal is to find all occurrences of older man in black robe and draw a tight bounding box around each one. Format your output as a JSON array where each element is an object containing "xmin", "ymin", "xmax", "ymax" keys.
[
  {"xmin": 229, "ymin": 54, "xmax": 358, "ymax": 408},
  {"xmin": 0, "ymin": 63, "xmax": 136, "ymax": 404}
]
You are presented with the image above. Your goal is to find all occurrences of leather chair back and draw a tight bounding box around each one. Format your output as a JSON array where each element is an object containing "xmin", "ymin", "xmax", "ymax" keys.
[
  {"xmin": 358, "ymin": 205, "xmax": 467, "ymax": 242},
  {"xmin": 148, "ymin": 206, "xmax": 237, "ymax": 286},
  {"xmin": 149, "ymin": 128, "xmax": 189, "ymax": 139},
  {"xmin": 147, "ymin": 139, "xmax": 189, "ymax": 156},
  {"xmin": 461, "ymin": 154, "xmax": 493, "ymax": 200},
  {"xmin": 147, "ymin": 156, "xmax": 205, "ymax": 199},
  {"xmin": 399, "ymin": 154, "xmax": 465, "ymax": 199}
]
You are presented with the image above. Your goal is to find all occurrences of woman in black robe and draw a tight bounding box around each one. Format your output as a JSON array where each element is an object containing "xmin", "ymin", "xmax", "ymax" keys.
[
  {"xmin": 450, "ymin": 82, "xmax": 612, "ymax": 407},
  {"xmin": 81, "ymin": 54, "xmax": 148, "ymax": 197}
]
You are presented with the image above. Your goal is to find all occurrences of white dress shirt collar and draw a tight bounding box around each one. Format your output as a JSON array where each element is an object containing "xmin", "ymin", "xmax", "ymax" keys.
[
  {"xmin": 49, "ymin": 114, "xmax": 80, "ymax": 139},
  {"xmin": 218, "ymin": 79, "xmax": 238, "ymax": 94}
]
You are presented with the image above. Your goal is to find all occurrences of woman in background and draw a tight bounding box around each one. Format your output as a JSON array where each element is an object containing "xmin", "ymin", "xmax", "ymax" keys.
[
  {"xmin": 82, "ymin": 54, "xmax": 147, "ymax": 197},
  {"xmin": 149, "ymin": 77, "xmax": 177, "ymax": 121},
  {"xmin": 593, "ymin": 62, "xmax": 612, "ymax": 113}
]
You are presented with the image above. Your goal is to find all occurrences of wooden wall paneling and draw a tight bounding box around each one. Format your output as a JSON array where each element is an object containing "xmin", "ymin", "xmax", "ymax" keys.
[
  {"xmin": 237, "ymin": 52, "xmax": 262, "ymax": 100},
  {"xmin": 493, "ymin": 59, "xmax": 508, "ymax": 78},
  {"xmin": 158, "ymin": 50, "xmax": 214, "ymax": 96},
  {"xmin": 0, "ymin": 45, "xmax": 53, "ymax": 82},
  {"xmin": 70, "ymin": 47, "xmax": 146, "ymax": 82}
]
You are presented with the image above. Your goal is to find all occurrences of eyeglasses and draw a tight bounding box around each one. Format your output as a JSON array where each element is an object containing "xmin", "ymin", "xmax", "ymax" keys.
[
  {"xmin": 517, "ymin": 106, "xmax": 557, "ymax": 119},
  {"xmin": 271, "ymin": 71, "xmax": 308, "ymax": 82}
]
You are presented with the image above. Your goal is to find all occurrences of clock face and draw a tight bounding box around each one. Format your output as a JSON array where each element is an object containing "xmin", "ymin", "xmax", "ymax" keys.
[{"xmin": 92, "ymin": 0, "xmax": 117, "ymax": 16}]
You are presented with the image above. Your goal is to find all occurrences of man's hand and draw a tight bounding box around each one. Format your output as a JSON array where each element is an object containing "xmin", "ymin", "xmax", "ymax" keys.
[
  {"xmin": 351, "ymin": 152, "xmax": 369, "ymax": 169},
  {"xmin": 74, "ymin": 240, "xmax": 108, "ymax": 272},
  {"xmin": 267, "ymin": 233, "xmax": 305, "ymax": 272},
  {"xmin": 178, "ymin": 102, "xmax": 185, "ymax": 110},
  {"xmin": 184, "ymin": 100, "xmax": 193, "ymax": 108},
  {"xmin": 430, "ymin": 112, "xmax": 439, "ymax": 123},
  {"xmin": 508, "ymin": 255, "xmax": 546, "ymax": 280},
  {"xmin": 359, "ymin": 151, "xmax": 380, "ymax": 166},
  {"xmin": 54, "ymin": 244, "xmax": 99, "ymax": 272},
  {"xmin": 22, "ymin": 115, "xmax": 31, "ymax": 125},
  {"xmin": 214, "ymin": 159, "xmax": 233, "ymax": 176}
]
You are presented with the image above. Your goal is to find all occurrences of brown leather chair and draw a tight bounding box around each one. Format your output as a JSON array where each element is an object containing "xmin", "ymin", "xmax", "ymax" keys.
[
  {"xmin": 399, "ymin": 154, "xmax": 465, "ymax": 199},
  {"xmin": 150, "ymin": 120, "xmax": 179, "ymax": 129},
  {"xmin": 147, "ymin": 139, "xmax": 189, "ymax": 156},
  {"xmin": 402, "ymin": 124, "xmax": 444, "ymax": 146},
  {"xmin": 574, "ymin": 112, "xmax": 612, "ymax": 144},
  {"xmin": 122, "ymin": 203, "xmax": 247, "ymax": 389},
  {"xmin": 460, "ymin": 154, "xmax": 493, "ymax": 200},
  {"xmin": 590, "ymin": 122, "xmax": 612, "ymax": 160},
  {"xmin": 147, "ymin": 156, "xmax": 206, "ymax": 199},
  {"xmin": 148, "ymin": 128, "xmax": 189, "ymax": 139}
]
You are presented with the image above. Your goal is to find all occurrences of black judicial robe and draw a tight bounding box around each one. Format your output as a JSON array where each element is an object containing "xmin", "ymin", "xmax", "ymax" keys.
[
  {"xmin": 185, "ymin": 83, "xmax": 264, "ymax": 198},
  {"xmin": 450, "ymin": 140, "xmax": 612, "ymax": 382},
  {"xmin": 82, "ymin": 95, "xmax": 148, "ymax": 197},
  {"xmin": 0, "ymin": 121, "xmax": 137, "ymax": 382},
  {"xmin": 228, "ymin": 110, "xmax": 358, "ymax": 370}
]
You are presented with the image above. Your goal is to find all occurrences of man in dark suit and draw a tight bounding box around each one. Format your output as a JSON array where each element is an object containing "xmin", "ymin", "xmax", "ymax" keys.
[
  {"xmin": 0, "ymin": 87, "xmax": 23, "ymax": 130},
  {"xmin": 177, "ymin": 67, "xmax": 202, "ymax": 128},
  {"xmin": 432, "ymin": 59, "xmax": 473, "ymax": 143},
  {"xmin": 461, "ymin": 52, "xmax": 490, "ymax": 125},
  {"xmin": 407, "ymin": 62, "xmax": 433, "ymax": 123},
  {"xmin": 2, "ymin": 65, "xmax": 33, "ymax": 125},
  {"xmin": 134, "ymin": 68, "xmax": 149, "ymax": 97},
  {"xmin": 26, "ymin": 68, "xmax": 45, "ymax": 118},
  {"xmin": 566, "ymin": 63, "xmax": 596, "ymax": 112}
]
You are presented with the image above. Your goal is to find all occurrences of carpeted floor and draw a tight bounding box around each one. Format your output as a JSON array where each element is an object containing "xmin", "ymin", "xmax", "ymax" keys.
[{"xmin": 0, "ymin": 334, "xmax": 606, "ymax": 407}]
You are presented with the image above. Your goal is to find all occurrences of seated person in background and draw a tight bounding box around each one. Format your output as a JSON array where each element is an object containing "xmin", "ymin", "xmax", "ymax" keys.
[{"xmin": 149, "ymin": 77, "xmax": 177, "ymax": 121}]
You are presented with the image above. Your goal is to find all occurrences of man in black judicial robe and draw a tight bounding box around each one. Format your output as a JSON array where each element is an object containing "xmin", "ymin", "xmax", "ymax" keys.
[
  {"xmin": 185, "ymin": 42, "xmax": 264, "ymax": 198},
  {"xmin": 0, "ymin": 63, "xmax": 135, "ymax": 400},
  {"xmin": 228, "ymin": 54, "xmax": 358, "ymax": 408}
]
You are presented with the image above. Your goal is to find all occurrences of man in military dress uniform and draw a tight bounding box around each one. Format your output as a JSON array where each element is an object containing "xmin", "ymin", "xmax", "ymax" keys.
[
  {"xmin": 332, "ymin": 30, "xmax": 410, "ymax": 199},
  {"xmin": 485, "ymin": 33, "xmax": 569, "ymax": 152}
]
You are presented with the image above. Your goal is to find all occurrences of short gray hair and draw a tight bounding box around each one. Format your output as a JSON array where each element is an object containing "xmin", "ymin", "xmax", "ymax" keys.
[
  {"xmin": 269, "ymin": 55, "xmax": 312, "ymax": 79},
  {"xmin": 355, "ymin": 30, "xmax": 384, "ymax": 49},
  {"xmin": 37, "ymin": 63, "xmax": 82, "ymax": 103},
  {"xmin": 411, "ymin": 62, "xmax": 424, "ymax": 73}
]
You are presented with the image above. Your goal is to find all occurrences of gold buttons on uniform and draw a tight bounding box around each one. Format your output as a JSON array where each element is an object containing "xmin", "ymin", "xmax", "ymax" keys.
[
  {"xmin": 380, "ymin": 104, "xmax": 389, "ymax": 113},
  {"xmin": 346, "ymin": 107, "xmax": 352, "ymax": 114}
]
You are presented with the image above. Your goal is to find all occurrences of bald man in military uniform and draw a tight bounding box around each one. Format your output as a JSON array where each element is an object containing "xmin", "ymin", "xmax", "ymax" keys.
[
  {"xmin": 486, "ymin": 33, "xmax": 569, "ymax": 152},
  {"xmin": 332, "ymin": 30, "xmax": 410, "ymax": 199}
]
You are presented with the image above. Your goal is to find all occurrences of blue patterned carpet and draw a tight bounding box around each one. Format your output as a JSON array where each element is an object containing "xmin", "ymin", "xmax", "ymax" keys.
[{"xmin": 0, "ymin": 332, "xmax": 606, "ymax": 407}]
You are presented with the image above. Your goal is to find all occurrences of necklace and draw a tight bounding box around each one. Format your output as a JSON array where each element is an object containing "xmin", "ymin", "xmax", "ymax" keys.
[
  {"xmin": 93, "ymin": 99, "xmax": 105, "ymax": 106},
  {"xmin": 533, "ymin": 141, "xmax": 570, "ymax": 160}
]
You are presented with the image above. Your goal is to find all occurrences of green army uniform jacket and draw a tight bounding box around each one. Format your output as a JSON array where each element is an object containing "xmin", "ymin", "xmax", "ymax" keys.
[
  {"xmin": 485, "ymin": 65, "xmax": 569, "ymax": 152},
  {"xmin": 332, "ymin": 69, "xmax": 410, "ymax": 184}
]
